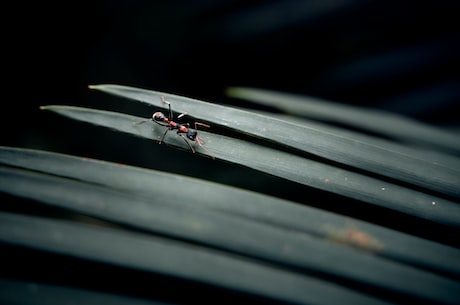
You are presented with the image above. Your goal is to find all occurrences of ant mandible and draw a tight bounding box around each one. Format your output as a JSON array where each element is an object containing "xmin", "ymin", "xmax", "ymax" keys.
[{"xmin": 135, "ymin": 96, "xmax": 214, "ymax": 159}]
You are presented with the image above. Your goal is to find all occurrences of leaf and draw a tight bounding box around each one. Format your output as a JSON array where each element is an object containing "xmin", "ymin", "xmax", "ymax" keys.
[
  {"xmin": 88, "ymin": 84, "xmax": 460, "ymax": 199},
  {"xmin": 39, "ymin": 106, "xmax": 460, "ymax": 229},
  {"xmin": 0, "ymin": 279, "xmax": 163, "ymax": 305},
  {"xmin": 226, "ymin": 86, "xmax": 460, "ymax": 155},
  {"xmin": 2, "ymin": 147, "xmax": 460, "ymax": 304}
]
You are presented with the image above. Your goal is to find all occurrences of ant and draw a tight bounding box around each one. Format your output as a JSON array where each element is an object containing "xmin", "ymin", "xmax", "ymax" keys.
[{"xmin": 135, "ymin": 96, "xmax": 214, "ymax": 159}]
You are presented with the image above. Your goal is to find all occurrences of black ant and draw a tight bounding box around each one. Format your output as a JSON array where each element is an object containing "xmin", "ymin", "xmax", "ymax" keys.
[{"xmin": 135, "ymin": 96, "xmax": 214, "ymax": 159}]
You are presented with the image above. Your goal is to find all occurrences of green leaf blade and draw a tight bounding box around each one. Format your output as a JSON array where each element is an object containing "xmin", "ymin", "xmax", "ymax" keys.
[
  {"xmin": 226, "ymin": 86, "xmax": 460, "ymax": 155},
  {"xmin": 2, "ymin": 147, "xmax": 460, "ymax": 304},
  {"xmin": 39, "ymin": 106, "xmax": 460, "ymax": 229},
  {"xmin": 89, "ymin": 84, "xmax": 460, "ymax": 199}
]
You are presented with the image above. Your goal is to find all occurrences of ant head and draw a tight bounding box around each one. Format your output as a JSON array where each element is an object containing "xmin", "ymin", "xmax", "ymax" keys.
[{"xmin": 152, "ymin": 112, "xmax": 166, "ymax": 122}]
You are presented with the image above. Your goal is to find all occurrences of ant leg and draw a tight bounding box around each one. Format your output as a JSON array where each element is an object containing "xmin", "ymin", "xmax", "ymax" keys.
[
  {"xmin": 158, "ymin": 127, "xmax": 170, "ymax": 144},
  {"xmin": 177, "ymin": 133, "xmax": 196, "ymax": 153},
  {"xmin": 194, "ymin": 122, "xmax": 211, "ymax": 129},
  {"xmin": 192, "ymin": 123, "xmax": 214, "ymax": 159},
  {"xmin": 161, "ymin": 96, "xmax": 173, "ymax": 120},
  {"xmin": 154, "ymin": 121, "xmax": 170, "ymax": 127},
  {"xmin": 178, "ymin": 112, "xmax": 189, "ymax": 119},
  {"xmin": 161, "ymin": 96, "xmax": 189, "ymax": 120},
  {"xmin": 195, "ymin": 136, "xmax": 215, "ymax": 160}
]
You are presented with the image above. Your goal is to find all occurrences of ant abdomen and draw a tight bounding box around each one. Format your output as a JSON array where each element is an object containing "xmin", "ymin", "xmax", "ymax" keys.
[{"xmin": 186, "ymin": 129, "xmax": 197, "ymax": 141}]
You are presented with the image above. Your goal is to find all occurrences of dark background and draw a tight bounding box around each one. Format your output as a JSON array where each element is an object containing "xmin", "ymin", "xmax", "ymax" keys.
[{"xmin": 4, "ymin": 0, "xmax": 460, "ymax": 157}]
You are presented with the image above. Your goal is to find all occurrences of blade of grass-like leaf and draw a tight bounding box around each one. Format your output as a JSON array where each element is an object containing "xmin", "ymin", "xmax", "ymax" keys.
[
  {"xmin": 2, "ymin": 165, "xmax": 460, "ymax": 304},
  {"xmin": 39, "ymin": 106, "xmax": 460, "ymax": 229},
  {"xmin": 2, "ymin": 146, "xmax": 460, "ymax": 280},
  {"xmin": 237, "ymin": 107, "xmax": 460, "ymax": 170},
  {"xmin": 89, "ymin": 84, "xmax": 460, "ymax": 199},
  {"xmin": 0, "ymin": 279, "xmax": 167, "ymax": 305},
  {"xmin": 227, "ymin": 87, "xmax": 460, "ymax": 155},
  {"xmin": 0, "ymin": 212, "xmax": 394, "ymax": 305}
]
